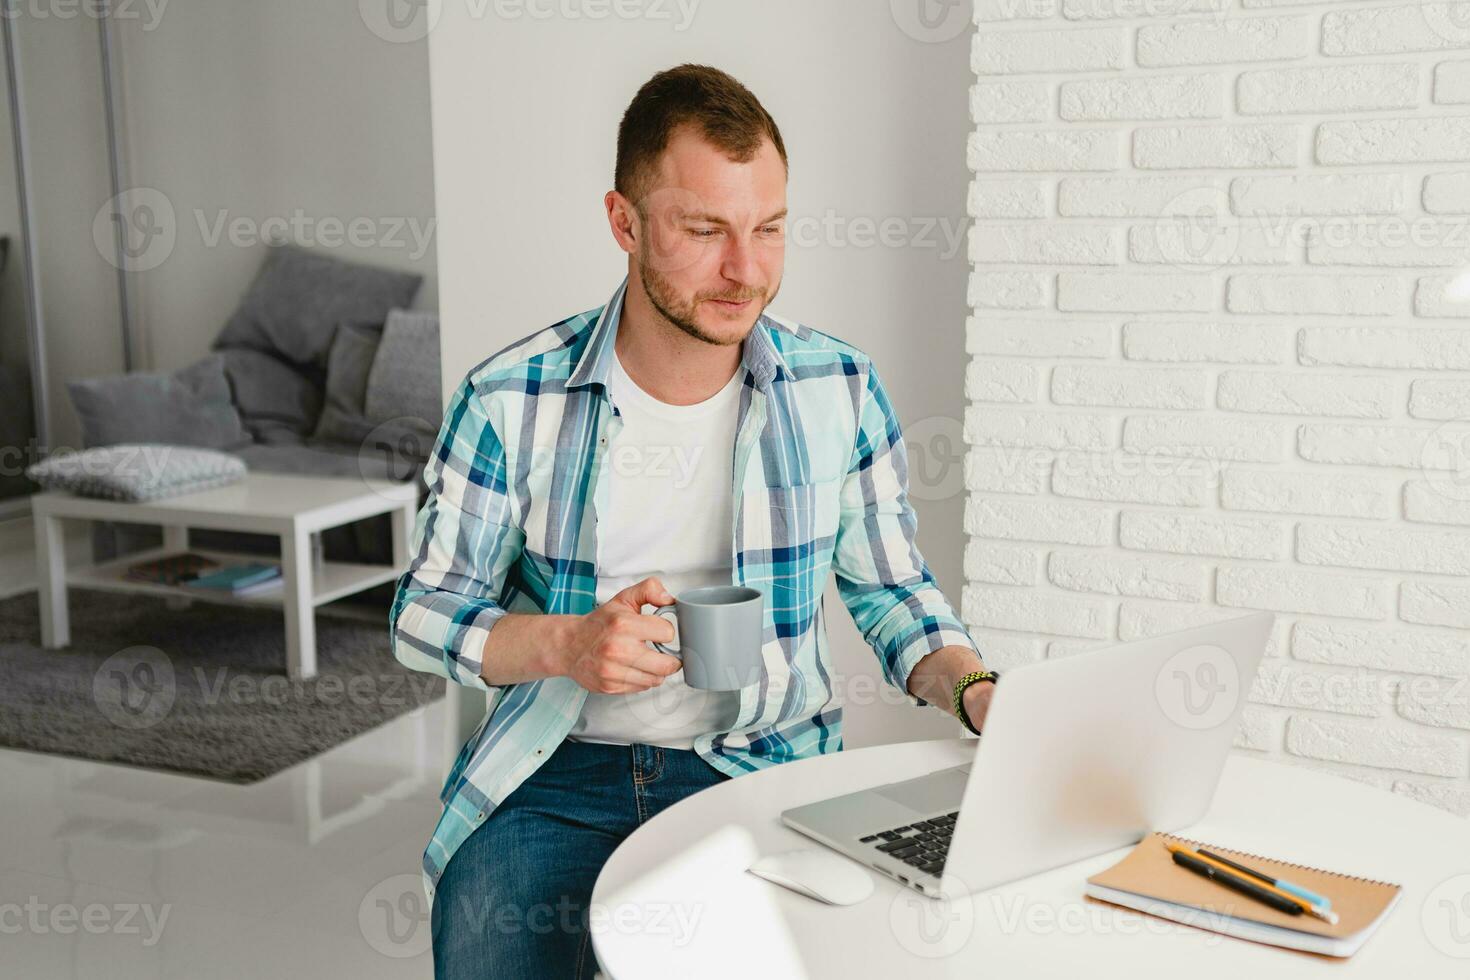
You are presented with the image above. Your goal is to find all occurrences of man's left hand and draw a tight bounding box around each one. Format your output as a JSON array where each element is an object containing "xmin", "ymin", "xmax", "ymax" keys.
[{"xmin": 961, "ymin": 679, "xmax": 995, "ymax": 735}]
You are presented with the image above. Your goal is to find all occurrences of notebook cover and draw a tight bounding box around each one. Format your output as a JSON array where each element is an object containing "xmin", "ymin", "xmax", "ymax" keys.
[
  {"xmin": 185, "ymin": 563, "xmax": 281, "ymax": 591},
  {"xmin": 1086, "ymin": 832, "xmax": 1401, "ymax": 941}
]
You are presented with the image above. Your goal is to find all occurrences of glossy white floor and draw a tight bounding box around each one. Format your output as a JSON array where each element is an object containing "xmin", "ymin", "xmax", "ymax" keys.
[{"xmin": 0, "ymin": 695, "xmax": 450, "ymax": 978}]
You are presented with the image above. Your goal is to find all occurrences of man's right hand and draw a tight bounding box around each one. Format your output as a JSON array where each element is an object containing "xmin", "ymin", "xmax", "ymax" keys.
[{"xmin": 555, "ymin": 577, "xmax": 682, "ymax": 694}]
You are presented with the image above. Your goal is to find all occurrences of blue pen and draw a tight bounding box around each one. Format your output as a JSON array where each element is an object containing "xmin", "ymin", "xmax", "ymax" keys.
[{"xmin": 1197, "ymin": 848, "xmax": 1332, "ymax": 912}]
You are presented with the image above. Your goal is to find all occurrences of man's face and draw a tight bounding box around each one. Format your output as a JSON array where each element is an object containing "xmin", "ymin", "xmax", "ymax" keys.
[{"xmin": 631, "ymin": 126, "xmax": 786, "ymax": 347}]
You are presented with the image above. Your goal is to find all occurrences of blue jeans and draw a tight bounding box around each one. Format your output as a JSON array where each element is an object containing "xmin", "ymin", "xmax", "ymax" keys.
[{"xmin": 431, "ymin": 738, "xmax": 731, "ymax": 979}]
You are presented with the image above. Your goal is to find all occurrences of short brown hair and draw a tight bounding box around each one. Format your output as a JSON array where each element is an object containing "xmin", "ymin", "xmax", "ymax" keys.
[{"xmin": 615, "ymin": 64, "xmax": 788, "ymax": 211}]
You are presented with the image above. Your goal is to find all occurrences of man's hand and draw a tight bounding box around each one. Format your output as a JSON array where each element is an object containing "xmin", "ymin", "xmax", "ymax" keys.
[
  {"xmin": 906, "ymin": 644, "xmax": 996, "ymax": 734},
  {"xmin": 554, "ymin": 577, "xmax": 682, "ymax": 694},
  {"xmin": 961, "ymin": 678, "xmax": 995, "ymax": 735}
]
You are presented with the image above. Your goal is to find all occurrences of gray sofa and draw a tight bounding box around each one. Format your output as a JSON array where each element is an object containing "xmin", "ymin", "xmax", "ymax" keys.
[{"xmin": 73, "ymin": 244, "xmax": 440, "ymax": 571}]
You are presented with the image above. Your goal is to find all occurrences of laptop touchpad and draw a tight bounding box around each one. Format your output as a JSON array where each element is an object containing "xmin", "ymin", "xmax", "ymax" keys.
[{"xmin": 874, "ymin": 767, "xmax": 969, "ymax": 816}]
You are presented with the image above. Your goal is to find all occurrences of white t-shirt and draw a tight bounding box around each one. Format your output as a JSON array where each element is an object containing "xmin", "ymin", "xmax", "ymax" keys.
[{"xmin": 567, "ymin": 348, "xmax": 746, "ymax": 748}]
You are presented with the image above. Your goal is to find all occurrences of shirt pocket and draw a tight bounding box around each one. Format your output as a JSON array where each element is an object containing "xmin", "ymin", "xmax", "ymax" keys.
[
  {"xmin": 740, "ymin": 475, "xmax": 844, "ymax": 636},
  {"xmin": 761, "ymin": 475, "xmax": 844, "ymax": 550}
]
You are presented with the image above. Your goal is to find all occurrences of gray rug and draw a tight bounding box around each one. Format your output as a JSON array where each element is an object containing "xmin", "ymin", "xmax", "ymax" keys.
[{"xmin": 0, "ymin": 588, "xmax": 444, "ymax": 783}]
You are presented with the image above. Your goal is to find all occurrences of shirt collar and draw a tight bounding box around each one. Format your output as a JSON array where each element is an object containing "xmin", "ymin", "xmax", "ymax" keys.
[{"xmin": 567, "ymin": 274, "xmax": 786, "ymax": 392}]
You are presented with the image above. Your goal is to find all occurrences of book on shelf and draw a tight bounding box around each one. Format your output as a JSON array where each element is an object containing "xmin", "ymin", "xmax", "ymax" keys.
[
  {"xmin": 181, "ymin": 562, "xmax": 283, "ymax": 595},
  {"xmin": 124, "ymin": 552, "xmax": 219, "ymax": 586}
]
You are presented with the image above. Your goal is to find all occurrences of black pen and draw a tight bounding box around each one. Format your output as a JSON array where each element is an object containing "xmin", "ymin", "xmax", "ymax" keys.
[{"xmin": 1170, "ymin": 849, "xmax": 1305, "ymax": 917}]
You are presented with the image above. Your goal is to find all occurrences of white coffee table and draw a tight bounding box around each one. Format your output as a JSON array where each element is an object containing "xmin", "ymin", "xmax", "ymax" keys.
[{"xmin": 31, "ymin": 473, "xmax": 419, "ymax": 680}]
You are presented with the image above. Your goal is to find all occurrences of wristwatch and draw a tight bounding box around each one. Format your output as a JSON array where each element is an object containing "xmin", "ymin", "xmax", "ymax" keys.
[{"xmin": 953, "ymin": 669, "xmax": 1000, "ymax": 736}]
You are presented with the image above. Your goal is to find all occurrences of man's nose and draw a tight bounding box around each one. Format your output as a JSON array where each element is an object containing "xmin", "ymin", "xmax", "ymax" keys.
[{"xmin": 720, "ymin": 237, "xmax": 762, "ymax": 287}]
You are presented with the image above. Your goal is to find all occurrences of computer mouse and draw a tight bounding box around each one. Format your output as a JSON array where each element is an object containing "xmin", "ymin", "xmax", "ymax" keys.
[{"xmin": 747, "ymin": 848, "xmax": 875, "ymax": 906}]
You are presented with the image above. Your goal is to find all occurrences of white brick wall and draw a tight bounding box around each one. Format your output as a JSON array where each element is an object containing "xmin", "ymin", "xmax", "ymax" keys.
[{"xmin": 964, "ymin": 0, "xmax": 1470, "ymax": 816}]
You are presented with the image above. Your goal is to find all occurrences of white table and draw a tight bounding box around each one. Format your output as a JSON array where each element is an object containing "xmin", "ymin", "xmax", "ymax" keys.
[
  {"xmin": 591, "ymin": 738, "xmax": 1470, "ymax": 978},
  {"xmin": 32, "ymin": 473, "xmax": 419, "ymax": 680}
]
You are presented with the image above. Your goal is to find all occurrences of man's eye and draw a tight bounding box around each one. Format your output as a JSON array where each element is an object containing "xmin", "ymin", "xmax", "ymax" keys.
[
  {"xmin": 761, "ymin": 225, "xmax": 784, "ymax": 235},
  {"xmin": 691, "ymin": 228, "xmax": 719, "ymax": 238}
]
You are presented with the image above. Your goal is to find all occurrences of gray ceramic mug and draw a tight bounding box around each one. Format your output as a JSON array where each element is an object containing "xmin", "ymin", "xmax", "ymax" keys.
[{"xmin": 651, "ymin": 585, "xmax": 765, "ymax": 691}]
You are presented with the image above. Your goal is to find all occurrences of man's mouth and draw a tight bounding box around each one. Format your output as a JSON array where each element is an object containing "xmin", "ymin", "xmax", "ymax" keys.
[{"xmin": 708, "ymin": 297, "xmax": 754, "ymax": 311}]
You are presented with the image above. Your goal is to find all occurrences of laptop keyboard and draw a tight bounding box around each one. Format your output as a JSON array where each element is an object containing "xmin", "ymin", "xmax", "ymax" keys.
[{"xmin": 858, "ymin": 811, "xmax": 959, "ymax": 877}]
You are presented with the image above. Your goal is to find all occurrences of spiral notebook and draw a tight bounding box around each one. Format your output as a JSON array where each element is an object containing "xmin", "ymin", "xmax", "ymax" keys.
[{"xmin": 1084, "ymin": 832, "xmax": 1401, "ymax": 958}]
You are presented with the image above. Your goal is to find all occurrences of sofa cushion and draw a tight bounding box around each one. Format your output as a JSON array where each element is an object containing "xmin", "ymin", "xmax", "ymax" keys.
[
  {"xmin": 364, "ymin": 309, "xmax": 440, "ymax": 435},
  {"xmin": 27, "ymin": 444, "xmax": 246, "ymax": 501},
  {"xmin": 313, "ymin": 323, "xmax": 382, "ymax": 447},
  {"xmin": 216, "ymin": 348, "xmax": 323, "ymax": 443},
  {"xmin": 214, "ymin": 244, "xmax": 421, "ymax": 368},
  {"xmin": 67, "ymin": 354, "xmax": 251, "ymax": 450}
]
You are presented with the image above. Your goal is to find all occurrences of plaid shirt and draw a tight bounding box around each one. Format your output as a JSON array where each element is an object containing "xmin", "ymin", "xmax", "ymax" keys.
[{"xmin": 391, "ymin": 275, "xmax": 979, "ymax": 898}]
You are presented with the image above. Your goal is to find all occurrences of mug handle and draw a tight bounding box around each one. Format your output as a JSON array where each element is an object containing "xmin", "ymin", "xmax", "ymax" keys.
[{"xmin": 652, "ymin": 606, "xmax": 680, "ymax": 658}]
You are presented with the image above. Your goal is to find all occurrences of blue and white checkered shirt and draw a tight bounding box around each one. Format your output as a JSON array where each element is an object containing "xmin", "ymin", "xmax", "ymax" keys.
[{"xmin": 391, "ymin": 275, "xmax": 979, "ymax": 899}]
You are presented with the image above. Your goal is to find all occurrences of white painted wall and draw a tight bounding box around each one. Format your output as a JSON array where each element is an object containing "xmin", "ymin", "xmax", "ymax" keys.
[
  {"xmin": 112, "ymin": 2, "xmax": 438, "ymax": 376},
  {"xmin": 427, "ymin": 0, "xmax": 978, "ymax": 748},
  {"xmin": 964, "ymin": 0, "xmax": 1470, "ymax": 816}
]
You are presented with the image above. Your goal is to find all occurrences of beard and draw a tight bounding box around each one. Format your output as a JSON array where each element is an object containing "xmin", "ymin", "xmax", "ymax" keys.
[{"xmin": 636, "ymin": 246, "xmax": 773, "ymax": 347}]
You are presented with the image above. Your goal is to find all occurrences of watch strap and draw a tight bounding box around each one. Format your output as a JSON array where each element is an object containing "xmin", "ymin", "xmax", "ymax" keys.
[{"xmin": 953, "ymin": 669, "xmax": 1000, "ymax": 736}]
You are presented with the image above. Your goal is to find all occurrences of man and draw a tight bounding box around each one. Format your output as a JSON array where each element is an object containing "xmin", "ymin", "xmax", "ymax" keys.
[{"xmin": 392, "ymin": 63, "xmax": 995, "ymax": 979}]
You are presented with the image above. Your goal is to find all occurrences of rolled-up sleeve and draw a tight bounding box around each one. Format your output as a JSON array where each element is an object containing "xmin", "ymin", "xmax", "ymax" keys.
[
  {"xmin": 831, "ymin": 361, "xmax": 980, "ymax": 708},
  {"xmin": 390, "ymin": 376, "xmax": 525, "ymax": 691}
]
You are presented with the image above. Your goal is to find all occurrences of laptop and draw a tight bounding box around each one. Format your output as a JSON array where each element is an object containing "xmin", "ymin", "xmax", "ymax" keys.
[{"xmin": 781, "ymin": 612, "xmax": 1274, "ymax": 900}]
